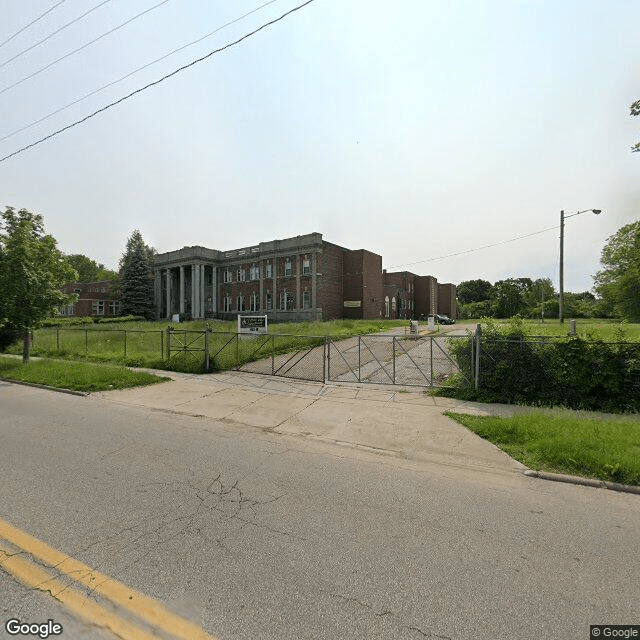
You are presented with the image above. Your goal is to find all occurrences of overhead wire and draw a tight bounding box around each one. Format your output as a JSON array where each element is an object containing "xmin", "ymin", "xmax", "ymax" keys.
[
  {"xmin": 0, "ymin": 0, "xmax": 316, "ymax": 164},
  {"xmin": 0, "ymin": 0, "xmax": 114, "ymax": 70},
  {"xmin": 0, "ymin": 0, "xmax": 68, "ymax": 50},
  {"xmin": 0, "ymin": 0, "xmax": 172, "ymax": 97},
  {"xmin": 0, "ymin": 0, "xmax": 280, "ymax": 144},
  {"xmin": 387, "ymin": 225, "xmax": 561, "ymax": 269}
]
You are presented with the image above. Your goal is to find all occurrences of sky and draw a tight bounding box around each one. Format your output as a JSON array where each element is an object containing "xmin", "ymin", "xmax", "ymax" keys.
[{"xmin": 0, "ymin": 0, "xmax": 638, "ymax": 293}]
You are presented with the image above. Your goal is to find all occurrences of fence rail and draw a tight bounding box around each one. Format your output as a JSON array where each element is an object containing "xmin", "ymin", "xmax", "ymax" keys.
[{"xmin": 26, "ymin": 327, "xmax": 469, "ymax": 387}]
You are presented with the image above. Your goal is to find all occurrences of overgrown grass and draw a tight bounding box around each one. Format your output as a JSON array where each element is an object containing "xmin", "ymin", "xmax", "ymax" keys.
[
  {"xmin": 0, "ymin": 356, "xmax": 169, "ymax": 392},
  {"xmin": 461, "ymin": 318, "xmax": 640, "ymax": 341},
  {"xmin": 3, "ymin": 319, "xmax": 410, "ymax": 373},
  {"xmin": 446, "ymin": 410, "xmax": 640, "ymax": 486}
]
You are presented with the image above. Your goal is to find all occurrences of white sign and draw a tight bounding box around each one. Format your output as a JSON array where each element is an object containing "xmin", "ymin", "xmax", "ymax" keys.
[
  {"xmin": 238, "ymin": 315, "xmax": 268, "ymax": 334},
  {"xmin": 171, "ymin": 313, "xmax": 180, "ymax": 323}
]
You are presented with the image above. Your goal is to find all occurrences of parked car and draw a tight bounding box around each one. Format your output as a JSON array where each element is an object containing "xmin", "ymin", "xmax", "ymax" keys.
[{"xmin": 418, "ymin": 314, "xmax": 456, "ymax": 324}]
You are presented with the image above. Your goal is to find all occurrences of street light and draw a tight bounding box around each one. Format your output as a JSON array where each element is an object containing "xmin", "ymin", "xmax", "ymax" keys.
[{"xmin": 559, "ymin": 208, "xmax": 601, "ymax": 324}]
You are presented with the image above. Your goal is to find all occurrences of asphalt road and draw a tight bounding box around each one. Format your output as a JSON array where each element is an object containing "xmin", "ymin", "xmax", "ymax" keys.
[{"xmin": 1, "ymin": 381, "xmax": 639, "ymax": 640}]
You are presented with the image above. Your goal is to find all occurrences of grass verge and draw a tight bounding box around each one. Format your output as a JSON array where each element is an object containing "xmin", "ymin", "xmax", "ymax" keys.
[
  {"xmin": 0, "ymin": 356, "xmax": 170, "ymax": 392},
  {"xmin": 445, "ymin": 410, "xmax": 640, "ymax": 486}
]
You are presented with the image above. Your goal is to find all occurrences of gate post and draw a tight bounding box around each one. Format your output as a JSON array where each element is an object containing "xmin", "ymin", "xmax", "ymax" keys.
[
  {"xmin": 271, "ymin": 335, "xmax": 275, "ymax": 376},
  {"xmin": 392, "ymin": 337, "xmax": 396, "ymax": 384},
  {"xmin": 323, "ymin": 337, "xmax": 327, "ymax": 383},
  {"xmin": 430, "ymin": 336, "xmax": 434, "ymax": 385},
  {"xmin": 327, "ymin": 337, "xmax": 331, "ymax": 381},
  {"xmin": 204, "ymin": 329, "xmax": 210, "ymax": 372},
  {"xmin": 160, "ymin": 330, "xmax": 164, "ymax": 360},
  {"xmin": 474, "ymin": 324, "xmax": 481, "ymax": 390},
  {"xmin": 85, "ymin": 328, "xmax": 88, "ymax": 357},
  {"xmin": 123, "ymin": 330, "xmax": 127, "ymax": 358},
  {"xmin": 358, "ymin": 336, "xmax": 361, "ymax": 383},
  {"xmin": 56, "ymin": 328, "xmax": 60, "ymax": 353},
  {"xmin": 236, "ymin": 333, "xmax": 239, "ymax": 370}
]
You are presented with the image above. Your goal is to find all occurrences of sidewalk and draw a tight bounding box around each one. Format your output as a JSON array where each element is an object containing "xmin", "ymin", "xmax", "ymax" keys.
[{"xmin": 94, "ymin": 369, "xmax": 526, "ymax": 476}]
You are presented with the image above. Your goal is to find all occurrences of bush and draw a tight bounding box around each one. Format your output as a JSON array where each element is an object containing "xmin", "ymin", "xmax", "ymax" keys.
[
  {"xmin": 95, "ymin": 315, "xmax": 145, "ymax": 324},
  {"xmin": 445, "ymin": 318, "xmax": 640, "ymax": 412},
  {"xmin": 41, "ymin": 316, "xmax": 94, "ymax": 327},
  {"xmin": 0, "ymin": 325, "xmax": 20, "ymax": 352}
]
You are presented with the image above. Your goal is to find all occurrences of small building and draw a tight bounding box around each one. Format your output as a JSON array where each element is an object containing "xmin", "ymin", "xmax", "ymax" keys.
[{"xmin": 59, "ymin": 281, "xmax": 120, "ymax": 317}]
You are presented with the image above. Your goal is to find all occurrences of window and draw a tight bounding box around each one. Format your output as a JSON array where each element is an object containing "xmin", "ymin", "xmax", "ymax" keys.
[
  {"xmin": 265, "ymin": 292, "xmax": 273, "ymax": 310},
  {"xmin": 302, "ymin": 259, "xmax": 311, "ymax": 275},
  {"xmin": 264, "ymin": 263, "xmax": 272, "ymax": 278},
  {"xmin": 92, "ymin": 300, "xmax": 104, "ymax": 316},
  {"xmin": 224, "ymin": 269, "xmax": 232, "ymax": 283},
  {"xmin": 303, "ymin": 290, "xmax": 312, "ymax": 309},
  {"xmin": 284, "ymin": 259, "xmax": 293, "ymax": 277},
  {"xmin": 237, "ymin": 294, "xmax": 246, "ymax": 312},
  {"xmin": 59, "ymin": 304, "xmax": 75, "ymax": 316},
  {"xmin": 223, "ymin": 296, "xmax": 232, "ymax": 312},
  {"xmin": 392, "ymin": 297, "xmax": 396, "ymax": 312},
  {"xmin": 237, "ymin": 268, "xmax": 246, "ymax": 282},
  {"xmin": 249, "ymin": 265, "xmax": 260, "ymax": 281},
  {"xmin": 280, "ymin": 291, "xmax": 295, "ymax": 311},
  {"xmin": 249, "ymin": 292, "xmax": 259, "ymax": 311},
  {"xmin": 385, "ymin": 296, "xmax": 390, "ymax": 318},
  {"xmin": 109, "ymin": 301, "xmax": 121, "ymax": 316}
]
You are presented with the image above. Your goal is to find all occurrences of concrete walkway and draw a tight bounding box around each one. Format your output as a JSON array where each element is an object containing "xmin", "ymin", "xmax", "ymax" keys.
[{"xmin": 94, "ymin": 369, "xmax": 527, "ymax": 476}]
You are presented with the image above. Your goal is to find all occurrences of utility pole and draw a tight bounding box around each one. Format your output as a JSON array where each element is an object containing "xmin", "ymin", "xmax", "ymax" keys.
[{"xmin": 559, "ymin": 210, "xmax": 565, "ymax": 324}]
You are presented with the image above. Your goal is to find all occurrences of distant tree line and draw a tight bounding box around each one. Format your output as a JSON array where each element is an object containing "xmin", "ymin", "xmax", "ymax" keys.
[
  {"xmin": 456, "ymin": 277, "xmax": 602, "ymax": 320},
  {"xmin": 457, "ymin": 219, "xmax": 640, "ymax": 322}
]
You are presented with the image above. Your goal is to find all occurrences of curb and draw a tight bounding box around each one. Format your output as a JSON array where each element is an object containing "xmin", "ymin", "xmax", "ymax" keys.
[
  {"xmin": 0, "ymin": 377, "xmax": 89, "ymax": 397},
  {"xmin": 523, "ymin": 469, "xmax": 640, "ymax": 495}
]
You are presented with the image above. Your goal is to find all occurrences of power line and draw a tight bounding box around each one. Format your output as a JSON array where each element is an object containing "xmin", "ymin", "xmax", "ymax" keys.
[
  {"xmin": 0, "ymin": 0, "xmax": 68, "ymax": 50},
  {"xmin": 0, "ymin": 0, "xmax": 172, "ymax": 96},
  {"xmin": 0, "ymin": 0, "xmax": 280, "ymax": 144},
  {"xmin": 387, "ymin": 225, "xmax": 560, "ymax": 269},
  {"xmin": 0, "ymin": 0, "xmax": 316, "ymax": 164},
  {"xmin": 0, "ymin": 0, "xmax": 114, "ymax": 70}
]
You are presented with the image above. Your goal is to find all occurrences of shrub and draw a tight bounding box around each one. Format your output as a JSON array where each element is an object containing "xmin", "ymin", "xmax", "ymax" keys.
[{"xmin": 445, "ymin": 319, "xmax": 640, "ymax": 413}]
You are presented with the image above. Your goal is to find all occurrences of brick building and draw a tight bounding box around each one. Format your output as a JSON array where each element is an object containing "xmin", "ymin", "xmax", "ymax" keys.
[
  {"xmin": 59, "ymin": 281, "xmax": 120, "ymax": 317},
  {"xmin": 153, "ymin": 232, "xmax": 457, "ymax": 322}
]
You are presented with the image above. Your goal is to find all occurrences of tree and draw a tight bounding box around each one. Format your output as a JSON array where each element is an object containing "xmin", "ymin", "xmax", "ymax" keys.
[
  {"xmin": 65, "ymin": 253, "xmax": 118, "ymax": 283},
  {"xmin": 457, "ymin": 279, "xmax": 493, "ymax": 304},
  {"xmin": 491, "ymin": 279, "xmax": 527, "ymax": 318},
  {"xmin": 0, "ymin": 207, "xmax": 77, "ymax": 362},
  {"xmin": 118, "ymin": 230, "xmax": 155, "ymax": 319},
  {"xmin": 594, "ymin": 221, "xmax": 640, "ymax": 321},
  {"xmin": 631, "ymin": 100, "xmax": 640, "ymax": 153}
]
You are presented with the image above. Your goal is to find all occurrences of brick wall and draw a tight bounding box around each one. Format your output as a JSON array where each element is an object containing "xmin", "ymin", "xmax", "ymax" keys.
[
  {"xmin": 437, "ymin": 283, "xmax": 457, "ymax": 319},
  {"xmin": 316, "ymin": 242, "xmax": 344, "ymax": 320},
  {"xmin": 60, "ymin": 281, "xmax": 118, "ymax": 317}
]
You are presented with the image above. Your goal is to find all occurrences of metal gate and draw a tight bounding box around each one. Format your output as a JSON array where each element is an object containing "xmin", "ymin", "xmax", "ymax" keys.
[{"xmin": 327, "ymin": 334, "xmax": 470, "ymax": 387}]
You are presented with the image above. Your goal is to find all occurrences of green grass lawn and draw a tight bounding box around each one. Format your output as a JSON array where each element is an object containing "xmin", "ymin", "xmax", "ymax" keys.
[
  {"xmin": 4, "ymin": 319, "xmax": 411, "ymax": 372},
  {"xmin": 461, "ymin": 318, "xmax": 640, "ymax": 341},
  {"xmin": 0, "ymin": 356, "xmax": 170, "ymax": 392},
  {"xmin": 446, "ymin": 410, "xmax": 640, "ymax": 486}
]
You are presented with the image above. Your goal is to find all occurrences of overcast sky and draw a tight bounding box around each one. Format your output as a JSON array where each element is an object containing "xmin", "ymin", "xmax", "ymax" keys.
[{"xmin": 0, "ymin": 0, "xmax": 638, "ymax": 292}]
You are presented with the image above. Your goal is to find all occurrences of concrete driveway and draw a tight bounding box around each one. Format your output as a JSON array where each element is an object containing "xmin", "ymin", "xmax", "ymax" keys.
[{"xmin": 94, "ymin": 369, "xmax": 526, "ymax": 477}]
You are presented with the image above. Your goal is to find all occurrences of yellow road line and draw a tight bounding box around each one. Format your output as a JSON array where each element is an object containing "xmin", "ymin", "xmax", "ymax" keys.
[
  {"xmin": 0, "ymin": 544, "xmax": 164, "ymax": 640},
  {"xmin": 0, "ymin": 518, "xmax": 219, "ymax": 640}
]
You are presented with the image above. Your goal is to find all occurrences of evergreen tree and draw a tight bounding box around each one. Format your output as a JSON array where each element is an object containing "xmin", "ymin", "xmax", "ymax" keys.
[{"xmin": 118, "ymin": 230, "xmax": 155, "ymax": 319}]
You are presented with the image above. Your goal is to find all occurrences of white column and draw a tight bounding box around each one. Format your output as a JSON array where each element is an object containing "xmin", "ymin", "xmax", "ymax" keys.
[
  {"xmin": 194, "ymin": 263, "xmax": 200, "ymax": 319},
  {"xmin": 179, "ymin": 266, "xmax": 185, "ymax": 314},
  {"xmin": 191, "ymin": 264, "xmax": 195, "ymax": 317},
  {"xmin": 199, "ymin": 264, "xmax": 205, "ymax": 318},
  {"xmin": 166, "ymin": 269, "xmax": 171, "ymax": 318}
]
